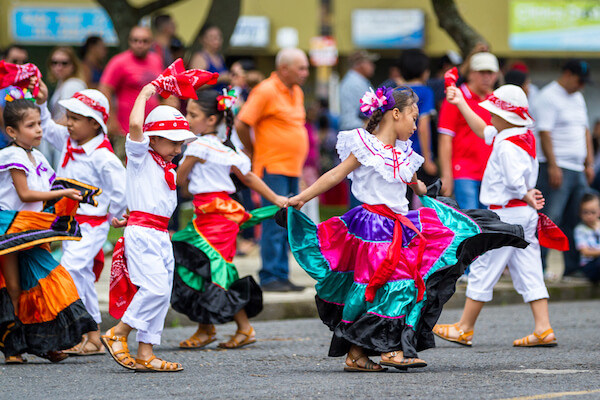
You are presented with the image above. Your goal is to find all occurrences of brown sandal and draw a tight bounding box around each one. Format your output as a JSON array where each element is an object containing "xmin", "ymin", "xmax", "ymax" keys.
[
  {"xmin": 135, "ymin": 355, "xmax": 183, "ymax": 372},
  {"xmin": 218, "ymin": 327, "xmax": 256, "ymax": 349},
  {"xmin": 380, "ymin": 351, "xmax": 427, "ymax": 369},
  {"xmin": 5, "ymin": 354, "xmax": 26, "ymax": 364},
  {"xmin": 39, "ymin": 351, "xmax": 68, "ymax": 363},
  {"xmin": 179, "ymin": 325, "xmax": 216, "ymax": 349},
  {"xmin": 100, "ymin": 327, "xmax": 136, "ymax": 370},
  {"xmin": 344, "ymin": 353, "xmax": 387, "ymax": 373},
  {"xmin": 64, "ymin": 335, "xmax": 106, "ymax": 356},
  {"xmin": 513, "ymin": 328, "xmax": 557, "ymax": 347},
  {"xmin": 433, "ymin": 323, "xmax": 473, "ymax": 346}
]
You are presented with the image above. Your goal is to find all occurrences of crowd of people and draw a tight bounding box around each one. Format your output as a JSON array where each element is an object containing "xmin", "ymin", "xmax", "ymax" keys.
[{"xmin": 1, "ymin": 14, "xmax": 600, "ymax": 374}]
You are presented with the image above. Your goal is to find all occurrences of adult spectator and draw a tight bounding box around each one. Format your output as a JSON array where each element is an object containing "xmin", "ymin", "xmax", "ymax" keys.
[
  {"xmin": 189, "ymin": 25, "xmax": 229, "ymax": 91},
  {"xmin": 99, "ymin": 26, "xmax": 163, "ymax": 151},
  {"xmin": 531, "ymin": 59, "xmax": 594, "ymax": 277},
  {"xmin": 438, "ymin": 52, "xmax": 498, "ymax": 208},
  {"xmin": 47, "ymin": 46, "xmax": 87, "ymax": 122},
  {"xmin": 80, "ymin": 36, "xmax": 107, "ymax": 89},
  {"xmin": 0, "ymin": 44, "xmax": 29, "ymax": 147},
  {"xmin": 235, "ymin": 48, "xmax": 309, "ymax": 292},
  {"xmin": 152, "ymin": 14, "xmax": 176, "ymax": 67},
  {"xmin": 338, "ymin": 50, "xmax": 377, "ymax": 131}
]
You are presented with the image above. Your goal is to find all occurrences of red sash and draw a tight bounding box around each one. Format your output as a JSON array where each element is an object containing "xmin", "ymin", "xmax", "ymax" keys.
[
  {"xmin": 489, "ymin": 199, "xmax": 528, "ymax": 210},
  {"xmin": 363, "ymin": 204, "xmax": 426, "ymax": 303},
  {"xmin": 127, "ymin": 211, "xmax": 170, "ymax": 232},
  {"xmin": 75, "ymin": 214, "xmax": 108, "ymax": 227}
]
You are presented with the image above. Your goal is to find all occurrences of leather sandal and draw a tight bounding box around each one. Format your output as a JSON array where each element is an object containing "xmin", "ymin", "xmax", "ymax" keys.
[
  {"xmin": 5, "ymin": 354, "xmax": 26, "ymax": 364},
  {"xmin": 218, "ymin": 327, "xmax": 256, "ymax": 349},
  {"xmin": 179, "ymin": 325, "xmax": 217, "ymax": 349},
  {"xmin": 135, "ymin": 355, "xmax": 183, "ymax": 372},
  {"xmin": 64, "ymin": 335, "xmax": 106, "ymax": 356},
  {"xmin": 433, "ymin": 323, "xmax": 473, "ymax": 346},
  {"xmin": 344, "ymin": 352, "xmax": 387, "ymax": 373},
  {"xmin": 513, "ymin": 328, "xmax": 557, "ymax": 347},
  {"xmin": 380, "ymin": 351, "xmax": 427, "ymax": 369},
  {"xmin": 100, "ymin": 327, "xmax": 136, "ymax": 370},
  {"xmin": 39, "ymin": 351, "xmax": 68, "ymax": 363}
]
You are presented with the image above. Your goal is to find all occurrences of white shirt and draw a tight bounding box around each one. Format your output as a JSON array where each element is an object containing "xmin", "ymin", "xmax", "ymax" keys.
[
  {"xmin": 0, "ymin": 146, "xmax": 55, "ymax": 211},
  {"xmin": 531, "ymin": 80, "xmax": 588, "ymax": 171},
  {"xmin": 480, "ymin": 126, "xmax": 538, "ymax": 207},
  {"xmin": 182, "ymin": 134, "xmax": 251, "ymax": 195},
  {"xmin": 337, "ymin": 128, "xmax": 424, "ymax": 214},
  {"xmin": 125, "ymin": 135, "xmax": 177, "ymax": 218},
  {"xmin": 40, "ymin": 103, "xmax": 127, "ymax": 221}
]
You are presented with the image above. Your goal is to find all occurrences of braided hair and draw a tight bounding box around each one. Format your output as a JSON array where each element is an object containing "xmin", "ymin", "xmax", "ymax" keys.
[
  {"xmin": 365, "ymin": 87, "xmax": 419, "ymax": 134},
  {"xmin": 190, "ymin": 89, "xmax": 235, "ymax": 149}
]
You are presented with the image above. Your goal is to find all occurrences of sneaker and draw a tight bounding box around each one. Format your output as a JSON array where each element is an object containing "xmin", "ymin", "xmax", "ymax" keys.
[
  {"xmin": 283, "ymin": 279, "xmax": 304, "ymax": 292},
  {"xmin": 261, "ymin": 280, "xmax": 290, "ymax": 292}
]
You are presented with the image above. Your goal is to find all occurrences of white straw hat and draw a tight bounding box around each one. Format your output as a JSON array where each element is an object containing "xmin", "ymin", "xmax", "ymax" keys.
[
  {"xmin": 143, "ymin": 105, "xmax": 196, "ymax": 143},
  {"xmin": 58, "ymin": 89, "xmax": 110, "ymax": 133},
  {"xmin": 479, "ymin": 84, "xmax": 533, "ymax": 127}
]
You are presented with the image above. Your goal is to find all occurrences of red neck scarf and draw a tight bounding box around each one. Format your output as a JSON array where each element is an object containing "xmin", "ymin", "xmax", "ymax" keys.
[
  {"xmin": 148, "ymin": 150, "xmax": 176, "ymax": 190},
  {"xmin": 505, "ymin": 130, "xmax": 536, "ymax": 158},
  {"xmin": 62, "ymin": 136, "xmax": 113, "ymax": 168}
]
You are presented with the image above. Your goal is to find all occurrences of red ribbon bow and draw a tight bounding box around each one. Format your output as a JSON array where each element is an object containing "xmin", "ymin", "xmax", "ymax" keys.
[
  {"xmin": 151, "ymin": 58, "xmax": 219, "ymax": 100},
  {"xmin": 149, "ymin": 150, "xmax": 177, "ymax": 190},
  {"xmin": 444, "ymin": 67, "xmax": 459, "ymax": 88},
  {"xmin": 488, "ymin": 95, "xmax": 533, "ymax": 121},
  {"xmin": 62, "ymin": 136, "xmax": 113, "ymax": 168},
  {"xmin": 73, "ymin": 92, "xmax": 109, "ymax": 123},
  {"xmin": 0, "ymin": 60, "xmax": 42, "ymax": 97}
]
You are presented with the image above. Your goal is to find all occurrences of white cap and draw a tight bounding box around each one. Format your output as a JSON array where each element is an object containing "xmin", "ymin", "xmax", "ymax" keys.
[
  {"xmin": 143, "ymin": 105, "xmax": 196, "ymax": 144},
  {"xmin": 470, "ymin": 52, "xmax": 499, "ymax": 72},
  {"xmin": 58, "ymin": 89, "xmax": 109, "ymax": 133},
  {"xmin": 479, "ymin": 84, "xmax": 533, "ymax": 127}
]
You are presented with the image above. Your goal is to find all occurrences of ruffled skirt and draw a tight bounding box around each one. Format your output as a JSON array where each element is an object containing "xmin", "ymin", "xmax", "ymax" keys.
[{"xmin": 284, "ymin": 196, "xmax": 527, "ymax": 358}]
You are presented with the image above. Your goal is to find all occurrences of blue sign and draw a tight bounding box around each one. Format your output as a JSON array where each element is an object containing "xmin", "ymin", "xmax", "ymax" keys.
[
  {"xmin": 352, "ymin": 9, "xmax": 425, "ymax": 49},
  {"xmin": 11, "ymin": 6, "xmax": 118, "ymax": 45}
]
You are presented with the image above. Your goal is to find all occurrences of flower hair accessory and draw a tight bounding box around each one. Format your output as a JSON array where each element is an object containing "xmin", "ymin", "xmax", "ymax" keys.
[
  {"xmin": 359, "ymin": 86, "xmax": 395, "ymax": 116},
  {"xmin": 217, "ymin": 88, "xmax": 237, "ymax": 111},
  {"xmin": 5, "ymin": 87, "xmax": 34, "ymax": 102}
]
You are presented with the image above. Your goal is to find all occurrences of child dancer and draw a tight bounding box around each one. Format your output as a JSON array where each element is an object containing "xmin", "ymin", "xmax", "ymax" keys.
[
  {"xmin": 283, "ymin": 87, "xmax": 528, "ymax": 372},
  {"xmin": 433, "ymin": 84, "xmax": 557, "ymax": 347},
  {"xmin": 172, "ymin": 90, "xmax": 287, "ymax": 349},
  {"xmin": 101, "ymin": 84, "xmax": 196, "ymax": 372},
  {"xmin": 36, "ymin": 80, "xmax": 126, "ymax": 355},
  {"xmin": 0, "ymin": 95, "xmax": 98, "ymax": 363}
]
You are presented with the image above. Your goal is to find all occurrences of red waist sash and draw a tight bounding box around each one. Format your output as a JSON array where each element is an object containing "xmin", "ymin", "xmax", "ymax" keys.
[
  {"xmin": 489, "ymin": 199, "xmax": 528, "ymax": 210},
  {"xmin": 75, "ymin": 214, "xmax": 108, "ymax": 227},
  {"xmin": 127, "ymin": 211, "xmax": 170, "ymax": 232}
]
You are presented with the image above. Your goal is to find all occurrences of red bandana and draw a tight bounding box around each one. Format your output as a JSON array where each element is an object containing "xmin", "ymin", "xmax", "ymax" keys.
[
  {"xmin": 488, "ymin": 95, "xmax": 533, "ymax": 121},
  {"xmin": 444, "ymin": 67, "xmax": 459, "ymax": 88},
  {"xmin": 148, "ymin": 150, "xmax": 176, "ymax": 190},
  {"xmin": 0, "ymin": 60, "xmax": 42, "ymax": 97},
  {"xmin": 143, "ymin": 119, "xmax": 190, "ymax": 132},
  {"xmin": 151, "ymin": 58, "xmax": 219, "ymax": 100},
  {"xmin": 73, "ymin": 92, "xmax": 109, "ymax": 123},
  {"xmin": 62, "ymin": 136, "xmax": 114, "ymax": 168},
  {"xmin": 505, "ymin": 130, "xmax": 536, "ymax": 159}
]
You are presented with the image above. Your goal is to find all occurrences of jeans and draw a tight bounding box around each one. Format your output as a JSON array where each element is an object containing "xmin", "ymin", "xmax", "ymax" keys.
[
  {"xmin": 259, "ymin": 172, "xmax": 299, "ymax": 285},
  {"xmin": 454, "ymin": 179, "xmax": 485, "ymax": 210},
  {"xmin": 582, "ymin": 258, "xmax": 600, "ymax": 283},
  {"xmin": 537, "ymin": 163, "xmax": 587, "ymax": 274}
]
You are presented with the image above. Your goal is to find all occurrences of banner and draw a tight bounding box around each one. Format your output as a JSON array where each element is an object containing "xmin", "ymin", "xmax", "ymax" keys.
[{"xmin": 352, "ymin": 9, "xmax": 425, "ymax": 49}]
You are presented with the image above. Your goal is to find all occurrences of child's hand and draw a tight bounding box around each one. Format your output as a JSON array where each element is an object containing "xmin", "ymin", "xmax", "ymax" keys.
[
  {"xmin": 523, "ymin": 188, "xmax": 545, "ymax": 210},
  {"xmin": 62, "ymin": 189, "xmax": 83, "ymax": 201},
  {"xmin": 287, "ymin": 195, "xmax": 305, "ymax": 210},
  {"xmin": 273, "ymin": 195, "xmax": 288, "ymax": 208},
  {"xmin": 414, "ymin": 179, "xmax": 427, "ymax": 196},
  {"xmin": 141, "ymin": 83, "xmax": 157, "ymax": 99},
  {"xmin": 446, "ymin": 86, "xmax": 464, "ymax": 105},
  {"xmin": 111, "ymin": 213, "xmax": 129, "ymax": 228},
  {"xmin": 32, "ymin": 78, "xmax": 48, "ymax": 105}
]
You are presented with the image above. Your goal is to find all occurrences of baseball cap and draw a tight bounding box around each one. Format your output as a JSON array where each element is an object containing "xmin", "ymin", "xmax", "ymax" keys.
[
  {"xmin": 470, "ymin": 52, "xmax": 499, "ymax": 73},
  {"xmin": 562, "ymin": 59, "xmax": 592, "ymax": 84},
  {"xmin": 348, "ymin": 50, "xmax": 379, "ymax": 67}
]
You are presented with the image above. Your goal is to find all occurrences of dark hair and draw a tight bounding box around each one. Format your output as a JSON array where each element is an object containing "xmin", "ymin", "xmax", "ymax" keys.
[
  {"xmin": 190, "ymin": 89, "xmax": 235, "ymax": 148},
  {"xmin": 365, "ymin": 87, "xmax": 419, "ymax": 134},
  {"xmin": 2, "ymin": 44, "xmax": 27, "ymax": 61},
  {"xmin": 581, "ymin": 193, "xmax": 600, "ymax": 208},
  {"xmin": 504, "ymin": 69, "xmax": 528, "ymax": 88},
  {"xmin": 152, "ymin": 14, "xmax": 172, "ymax": 32},
  {"xmin": 399, "ymin": 49, "xmax": 430, "ymax": 81},
  {"xmin": 80, "ymin": 36, "xmax": 103, "ymax": 59},
  {"xmin": 3, "ymin": 99, "xmax": 40, "ymax": 130},
  {"xmin": 199, "ymin": 24, "xmax": 220, "ymax": 39}
]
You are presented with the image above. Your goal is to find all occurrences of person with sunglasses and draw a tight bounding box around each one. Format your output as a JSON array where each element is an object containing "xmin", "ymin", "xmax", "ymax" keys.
[{"xmin": 47, "ymin": 47, "xmax": 87, "ymax": 125}]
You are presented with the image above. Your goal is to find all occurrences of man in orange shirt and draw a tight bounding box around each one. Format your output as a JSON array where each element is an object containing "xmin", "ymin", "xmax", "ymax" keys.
[{"xmin": 236, "ymin": 48, "xmax": 309, "ymax": 291}]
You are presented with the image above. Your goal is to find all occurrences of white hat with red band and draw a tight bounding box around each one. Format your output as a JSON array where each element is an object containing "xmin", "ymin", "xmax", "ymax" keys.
[
  {"xmin": 478, "ymin": 84, "xmax": 533, "ymax": 127},
  {"xmin": 58, "ymin": 89, "xmax": 110, "ymax": 133},
  {"xmin": 143, "ymin": 105, "xmax": 197, "ymax": 143}
]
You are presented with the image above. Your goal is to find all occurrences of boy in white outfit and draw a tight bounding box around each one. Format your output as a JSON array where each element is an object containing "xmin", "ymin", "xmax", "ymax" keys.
[
  {"xmin": 101, "ymin": 83, "xmax": 196, "ymax": 372},
  {"xmin": 433, "ymin": 84, "xmax": 557, "ymax": 348}
]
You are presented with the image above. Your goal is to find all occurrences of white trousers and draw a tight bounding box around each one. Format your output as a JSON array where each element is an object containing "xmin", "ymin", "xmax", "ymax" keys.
[
  {"xmin": 62, "ymin": 221, "xmax": 109, "ymax": 324},
  {"xmin": 466, "ymin": 206, "xmax": 549, "ymax": 303},
  {"xmin": 121, "ymin": 226, "xmax": 174, "ymax": 346}
]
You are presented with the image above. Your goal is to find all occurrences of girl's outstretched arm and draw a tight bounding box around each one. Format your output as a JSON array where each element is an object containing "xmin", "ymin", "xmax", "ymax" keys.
[
  {"xmin": 11, "ymin": 169, "xmax": 82, "ymax": 202},
  {"xmin": 446, "ymin": 86, "xmax": 487, "ymax": 139},
  {"xmin": 129, "ymin": 84, "xmax": 156, "ymax": 143},
  {"xmin": 232, "ymin": 168, "xmax": 288, "ymax": 208},
  {"xmin": 288, "ymin": 154, "xmax": 361, "ymax": 209}
]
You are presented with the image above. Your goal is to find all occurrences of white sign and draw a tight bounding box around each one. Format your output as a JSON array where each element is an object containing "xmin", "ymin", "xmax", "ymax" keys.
[
  {"xmin": 230, "ymin": 16, "xmax": 270, "ymax": 48},
  {"xmin": 352, "ymin": 9, "xmax": 425, "ymax": 49},
  {"xmin": 276, "ymin": 27, "xmax": 299, "ymax": 49}
]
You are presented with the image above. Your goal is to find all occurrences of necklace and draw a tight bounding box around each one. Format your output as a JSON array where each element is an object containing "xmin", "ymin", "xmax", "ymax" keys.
[
  {"xmin": 200, "ymin": 131, "xmax": 218, "ymax": 136},
  {"xmin": 11, "ymin": 141, "xmax": 33, "ymax": 153}
]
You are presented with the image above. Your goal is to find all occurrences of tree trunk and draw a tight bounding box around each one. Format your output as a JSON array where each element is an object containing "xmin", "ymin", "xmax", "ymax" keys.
[
  {"xmin": 96, "ymin": 0, "xmax": 184, "ymax": 51},
  {"xmin": 187, "ymin": 0, "xmax": 242, "ymax": 58},
  {"xmin": 430, "ymin": 0, "xmax": 487, "ymax": 58}
]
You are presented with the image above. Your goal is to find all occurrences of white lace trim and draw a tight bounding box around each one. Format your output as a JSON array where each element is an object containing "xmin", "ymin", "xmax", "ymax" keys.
[
  {"xmin": 184, "ymin": 136, "xmax": 251, "ymax": 175},
  {"xmin": 336, "ymin": 128, "xmax": 424, "ymax": 183}
]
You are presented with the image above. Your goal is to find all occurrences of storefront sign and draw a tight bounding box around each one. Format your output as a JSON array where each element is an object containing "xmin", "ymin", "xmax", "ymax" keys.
[
  {"xmin": 10, "ymin": 5, "xmax": 118, "ymax": 45},
  {"xmin": 230, "ymin": 16, "xmax": 270, "ymax": 48},
  {"xmin": 309, "ymin": 36, "xmax": 338, "ymax": 67},
  {"xmin": 509, "ymin": 1, "xmax": 600, "ymax": 51},
  {"xmin": 351, "ymin": 9, "xmax": 425, "ymax": 49}
]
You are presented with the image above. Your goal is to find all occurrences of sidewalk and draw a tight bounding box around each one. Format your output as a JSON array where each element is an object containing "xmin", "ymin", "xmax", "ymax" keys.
[{"xmin": 96, "ymin": 248, "xmax": 600, "ymax": 330}]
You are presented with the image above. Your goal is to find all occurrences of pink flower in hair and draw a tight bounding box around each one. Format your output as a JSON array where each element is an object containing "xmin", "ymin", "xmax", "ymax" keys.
[{"xmin": 359, "ymin": 86, "xmax": 395, "ymax": 116}]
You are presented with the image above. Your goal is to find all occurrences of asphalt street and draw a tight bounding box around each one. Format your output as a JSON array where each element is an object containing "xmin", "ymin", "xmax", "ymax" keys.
[{"xmin": 2, "ymin": 300, "xmax": 600, "ymax": 400}]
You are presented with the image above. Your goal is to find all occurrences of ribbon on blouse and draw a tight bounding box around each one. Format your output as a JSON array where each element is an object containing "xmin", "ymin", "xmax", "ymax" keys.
[
  {"xmin": 148, "ymin": 150, "xmax": 177, "ymax": 190},
  {"xmin": 487, "ymin": 95, "xmax": 533, "ymax": 121},
  {"xmin": 151, "ymin": 58, "xmax": 219, "ymax": 100},
  {"xmin": 0, "ymin": 60, "xmax": 42, "ymax": 97},
  {"xmin": 73, "ymin": 92, "xmax": 109, "ymax": 123},
  {"xmin": 363, "ymin": 204, "xmax": 427, "ymax": 303}
]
